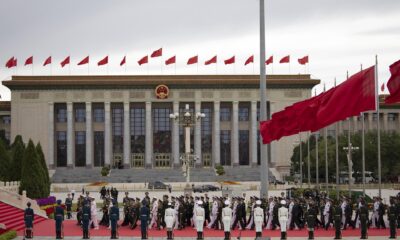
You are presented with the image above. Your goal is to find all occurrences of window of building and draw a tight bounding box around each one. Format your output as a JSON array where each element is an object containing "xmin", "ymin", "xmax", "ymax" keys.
[
  {"xmin": 239, "ymin": 130, "xmax": 249, "ymax": 165},
  {"xmin": 220, "ymin": 130, "xmax": 231, "ymax": 166},
  {"xmin": 131, "ymin": 106, "xmax": 145, "ymax": 153},
  {"xmin": 220, "ymin": 106, "xmax": 231, "ymax": 121},
  {"xmin": 56, "ymin": 131, "xmax": 67, "ymax": 167},
  {"xmin": 239, "ymin": 104, "xmax": 249, "ymax": 121},
  {"xmin": 93, "ymin": 104, "xmax": 104, "ymax": 122},
  {"xmin": 201, "ymin": 105, "xmax": 212, "ymax": 154},
  {"xmin": 94, "ymin": 131, "xmax": 104, "ymax": 167},
  {"xmin": 2, "ymin": 116, "xmax": 11, "ymax": 124},
  {"xmin": 112, "ymin": 104, "xmax": 124, "ymax": 154},
  {"xmin": 372, "ymin": 113, "xmax": 378, "ymax": 121},
  {"xmin": 388, "ymin": 113, "xmax": 397, "ymax": 122},
  {"xmin": 153, "ymin": 106, "xmax": 172, "ymax": 153},
  {"xmin": 55, "ymin": 103, "xmax": 67, "ymax": 123},
  {"xmin": 75, "ymin": 131, "xmax": 86, "ymax": 167},
  {"xmin": 74, "ymin": 104, "xmax": 86, "ymax": 122}
]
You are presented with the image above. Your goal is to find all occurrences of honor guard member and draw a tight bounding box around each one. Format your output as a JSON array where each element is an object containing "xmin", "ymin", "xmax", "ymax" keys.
[
  {"xmin": 82, "ymin": 200, "xmax": 91, "ymax": 239},
  {"xmin": 24, "ymin": 202, "xmax": 34, "ymax": 239},
  {"xmin": 140, "ymin": 200, "xmax": 150, "ymax": 239},
  {"xmin": 254, "ymin": 200, "xmax": 264, "ymax": 239},
  {"xmin": 55, "ymin": 200, "xmax": 65, "ymax": 239},
  {"xmin": 122, "ymin": 192, "xmax": 130, "ymax": 226},
  {"xmin": 359, "ymin": 199, "xmax": 368, "ymax": 239},
  {"xmin": 195, "ymin": 200, "xmax": 205, "ymax": 240},
  {"xmin": 333, "ymin": 201, "xmax": 342, "ymax": 239},
  {"xmin": 165, "ymin": 202, "xmax": 175, "ymax": 240},
  {"xmin": 110, "ymin": 199, "xmax": 120, "ymax": 239},
  {"xmin": 388, "ymin": 198, "xmax": 398, "ymax": 239},
  {"xmin": 65, "ymin": 194, "xmax": 73, "ymax": 219},
  {"xmin": 222, "ymin": 200, "xmax": 232, "ymax": 240},
  {"xmin": 278, "ymin": 200, "xmax": 289, "ymax": 240},
  {"xmin": 306, "ymin": 201, "xmax": 316, "ymax": 240}
]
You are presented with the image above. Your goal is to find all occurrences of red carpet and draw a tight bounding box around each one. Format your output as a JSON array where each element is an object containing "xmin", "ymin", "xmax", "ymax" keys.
[
  {"xmin": 17, "ymin": 219, "xmax": 394, "ymax": 238},
  {"xmin": 0, "ymin": 201, "xmax": 47, "ymax": 234}
]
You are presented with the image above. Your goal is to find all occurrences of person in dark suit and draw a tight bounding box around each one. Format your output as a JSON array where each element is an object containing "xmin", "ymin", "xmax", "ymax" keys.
[
  {"xmin": 359, "ymin": 199, "xmax": 369, "ymax": 239},
  {"xmin": 306, "ymin": 201, "xmax": 316, "ymax": 239},
  {"xmin": 377, "ymin": 197, "xmax": 386, "ymax": 229},
  {"xmin": 82, "ymin": 200, "xmax": 91, "ymax": 239},
  {"xmin": 110, "ymin": 199, "xmax": 120, "ymax": 239},
  {"xmin": 203, "ymin": 196, "xmax": 211, "ymax": 225},
  {"xmin": 333, "ymin": 201, "xmax": 342, "ymax": 239},
  {"xmin": 55, "ymin": 200, "xmax": 64, "ymax": 239},
  {"xmin": 140, "ymin": 200, "xmax": 150, "ymax": 239},
  {"xmin": 24, "ymin": 202, "xmax": 34, "ymax": 239}
]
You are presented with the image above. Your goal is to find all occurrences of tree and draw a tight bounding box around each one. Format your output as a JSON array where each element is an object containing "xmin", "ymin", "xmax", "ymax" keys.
[
  {"xmin": 36, "ymin": 142, "xmax": 50, "ymax": 197},
  {"xmin": 9, "ymin": 135, "xmax": 25, "ymax": 181},
  {"xmin": 0, "ymin": 139, "xmax": 11, "ymax": 181},
  {"xmin": 20, "ymin": 140, "xmax": 47, "ymax": 198}
]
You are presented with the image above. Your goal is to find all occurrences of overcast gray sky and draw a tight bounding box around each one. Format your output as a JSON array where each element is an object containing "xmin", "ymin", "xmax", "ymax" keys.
[{"xmin": 1, "ymin": 0, "xmax": 399, "ymax": 100}]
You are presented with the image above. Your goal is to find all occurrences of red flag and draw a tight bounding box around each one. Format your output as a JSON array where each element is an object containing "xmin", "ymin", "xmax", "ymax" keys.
[
  {"xmin": 138, "ymin": 55, "xmax": 148, "ymax": 65},
  {"xmin": 279, "ymin": 55, "xmax": 290, "ymax": 63},
  {"xmin": 77, "ymin": 56, "xmax": 89, "ymax": 65},
  {"xmin": 5, "ymin": 57, "xmax": 17, "ymax": 68},
  {"xmin": 151, "ymin": 48, "xmax": 162, "ymax": 58},
  {"xmin": 25, "ymin": 56, "xmax": 33, "ymax": 66},
  {"xmin": 165, "ymin": 56, "xmax": 176, "ymax": 65},
  {"xmin": 120, "ymin": 56, "xmax": 126, "ymax": 66},
  {"xmin": 265, "ymin": 56, "xmax": 273, "ymax": 65},
  {"xmin": 187, "ymin": 55, "xmax": 198, "ymax": 65},
  {"xmin": 298, "ymin": 56, "xmax": 309, "ymax": 65},
  {"xmin": 43, "ymin": 56, "xmax": 52, "ymax": 66},
  {"xmin": 381, "ymin": 83, "xmax": 385, "ymax": 92},
  {"xmin": 224, "ymin": 56, "xmax": 235, "ymax": 65},
  {"xmin": 244, "ymin": 55, "xmax": 254, "ymax": 65},
  {"xmin": 98, "ymin": 56, "xmax": 108, "ymax": 66},
  {"xmin": 60, "ymin": 56, "xmax": 70, "ymax": 68},
  {"xmin": 205, "ymin": 56, "xmax": 217, "ymax": 65},
  {"xmin": 385, "ymin": 60, "xmax": 400, "ymax": 104}
]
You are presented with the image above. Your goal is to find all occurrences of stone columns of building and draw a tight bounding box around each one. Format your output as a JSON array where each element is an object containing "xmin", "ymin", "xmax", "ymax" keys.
[
  {"xmin": 212, "ymin": 101, "xmax": 220, "ymax": 167},
  {"xmin": 383, "ymin": 112, "xmax": 388, "ymax": 131},
  {"xmin": 67, "ymin": 102, "xmax": 74, "ymax": 168},
  {"xmin": 85, "ymin": 102, "xmax": 93, "ymax": 168},
  {"xmin": 123, "ymin": 102, "xmax": 131, "ymax": 168},
  {"xmin": 250, "ymin": 101, "xmax": 258, "ymax": 167},
  {"xmin": 48, "ymin": 102, "xmax": 55, "ymax": 169},
  {"xmin": 231, "ymin": 101, "xmax": 239, "ymax": 166},
  {"xmin": 172, "ymin": 101, "xmax": 180, "ymax": 168},
  {"xmin": 145, "ymin": 102, "xmax": 153, "ymax": 168},
  {"xmin": 194, "ymin": 101, "xmax": 202, "ymax": 167},
  {"xmin": 104, "ymin": 102, "xmax": 112, "ymax": 166}
]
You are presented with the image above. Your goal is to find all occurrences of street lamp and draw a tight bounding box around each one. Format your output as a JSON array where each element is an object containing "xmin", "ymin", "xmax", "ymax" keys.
[
  {"xmin": 343, "ymin": 142, "xmax": 359, "ymax": 197},
  {"xmin": 170, "ymin": 104, "xmax": 205, "ymax": 194}
]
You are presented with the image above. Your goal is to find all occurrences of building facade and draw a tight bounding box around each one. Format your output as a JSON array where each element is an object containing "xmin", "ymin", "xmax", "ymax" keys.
[{"xmin": 3, "ymin": 75, "xmax": 319, "ymax": 177}]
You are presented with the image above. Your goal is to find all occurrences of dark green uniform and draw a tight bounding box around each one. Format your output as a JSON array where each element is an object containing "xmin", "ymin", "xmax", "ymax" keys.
[
  {"xmin": 306, "ymin": 206, "xmax": 316, "ymax": 239},
  {"xmin": 333, "ymin": 205, "xmax": 342, "ymax": 239},
  {"xmin": 388, "ymin": 203, "xmax": 398, "ymax": 239},
  {"xmin": 82, "ymin": 203, "xmax": 91, "ymax": 239},
  {"xmin": 24, "ymin": 207, "xmax": 34, "ymax": 238},
  {"xmin": 110, "ymin": 202, "xmax": 120, "ymax": 239},
  {"xmin": 359, "ymin": 204, "xmax": 368, "ymax": 239},
  {"xmin": 55, "ymin": 204, "xmax": 64, "ymax": 239},
  {"xmin": 65, "ymin": 197, "xmax": 72, "ymax": 219}
]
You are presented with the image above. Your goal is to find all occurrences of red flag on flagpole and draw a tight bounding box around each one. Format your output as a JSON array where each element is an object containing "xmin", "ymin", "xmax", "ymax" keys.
[
  {"xmin": 138, "ymin": 55, "xmax": 148, "ymax": 65},
  {"xmin": 205, "ymin": 56, "xmax": 217, "ymax": 65},
  {"xmin": 224, "ymin": 56, "xmax": 235, "ymax": 65},
  {"xmin": 5, "ymin": 57, "xmax": 17, "ymax": 68},
  {"xmin": 279, "ymin": 55, "xmax": 290, "ymax": 63},
  {"xmin": 244, "ymin": 55, "xmax": 254, "ymax": 66},
  {"xmin": 60, "ymin": 56, "xmax": 70, "ymax": 68},
  {"xmin": 98, "ymin": 56, "xmax": 108, "ymax": 66},
  {"xmin": 120, "ymin": 56, "xmax": 126, "ymax": 66},
  {"xmin": 265, "ymin": 56, "xmax": 273, "ymax": 65},
  {"xmin": 77, "ymin": 56, "xmax": 89, "ymax": 65},
  {"xmin": 384, "ymin": 59, "xmax": 400, "ymax": 104},
  {"xmin": 298, "ymin": 56, "xmax": 309, "ymax": 65},
  {"xmin": 43, "ymin": 56, "xmax": 52, "ymax": 66},
  {"xmin": 187, "ymin": 55, "xmax": 198, "ymax": 65},
  {"xmin": 25, "ymin": 56, "xmax": 33, "ymax": 66},
  {"xmin": 165, "ymin": 56, "xmax": 176, "ymax": 65},
  {"xmin": 151, "ymin": 48, "xmax": 162, "ymax": 58}
]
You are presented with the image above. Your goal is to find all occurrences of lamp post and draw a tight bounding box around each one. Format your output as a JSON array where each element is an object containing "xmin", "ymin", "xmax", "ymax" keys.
[
  {"xmin": 343, "ymin": 143, "xmax": 359, "ymax": 197},
  {"xmin": 170, "ymin": 104, "xmax": 205, "ymax": 194}
]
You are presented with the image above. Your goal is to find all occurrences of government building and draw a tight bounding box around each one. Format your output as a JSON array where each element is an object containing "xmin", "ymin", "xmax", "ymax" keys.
[{"xmin": 1, "ymin": 75, "xmax": 321, "ymax": 179}]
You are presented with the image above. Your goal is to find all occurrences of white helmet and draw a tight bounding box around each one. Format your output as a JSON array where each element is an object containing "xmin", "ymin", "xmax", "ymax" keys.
[
  {"xmin": 256, "ymin": 200, "xmax": 262, "ymax": 205},
  {"xmin": 224, "ymin": 200, "xmax": 230, "ymax": 206},
  {"xmin": 280, "ymin": 200, "xmax": 286, "ymax": 205}
]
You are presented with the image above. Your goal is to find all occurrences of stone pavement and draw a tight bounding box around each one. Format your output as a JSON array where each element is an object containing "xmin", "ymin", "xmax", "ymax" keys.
[{"xmin": 14, "ymin": 237, "xmax": 391, "ymax": 239}]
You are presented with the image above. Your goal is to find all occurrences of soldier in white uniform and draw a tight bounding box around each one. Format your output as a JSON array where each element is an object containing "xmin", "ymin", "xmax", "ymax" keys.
[
  {"xmin": 254, "ymin": 200, "xmax": 264, "ymax": 239},
  {"xmin": 164, "ymin": 202, "xmax": 175, "ymax": 240},
  {"xmin": 278, "ymin": 200, "xmax": 289, "ymax": 240},
  {"xmin": 195, "ymin": 200, "xmax": 205, "ymax": 240},
  {"xmin": 222, "ymin": 200, "xmax": 232, "ymax": 240},
  {"xmin": 149, "ymin": 198, "xmax": 158, "ymax": 229}
]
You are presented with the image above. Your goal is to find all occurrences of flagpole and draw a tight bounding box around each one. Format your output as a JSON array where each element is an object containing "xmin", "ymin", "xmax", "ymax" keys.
[
  {"xmin": 375, "ymin": 55, "xmax": 382, "ymax": 198},
  {"xmin": 334, "ymin": 78, "xmax": 340, "ymax": 201},
  {"xmin": 346, "ymin": 71, "xmax": 353, "ymax": 198},
  {"xmin": 307, "ymin": 132, "xmax": 311, "ymax": 188},
  {"xmin": 315, "ymin": 89, "xmax": 319, "ymax": 189},
  {"xmin": 299, "ymin": 133, "xmax": 303, "ymax": 188},
  {"xmin": 360, "ymin": 64, "xmax": 366, "ymax": 197}
]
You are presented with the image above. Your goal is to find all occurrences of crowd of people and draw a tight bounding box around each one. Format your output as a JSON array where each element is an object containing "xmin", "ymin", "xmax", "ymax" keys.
[{"xmin": 23, "ymin": 189, "xmax": 400, "ymax": 239}]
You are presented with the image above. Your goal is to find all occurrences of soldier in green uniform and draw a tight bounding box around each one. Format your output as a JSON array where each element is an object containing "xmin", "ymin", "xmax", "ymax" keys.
[
  {"xmin": 306, "ymin": 201, "xmax": 316, "ymax": 240},
  {"xmin": 359, "ymin": 199, "xmax": 368, "ymax": 239},
  {"xmin": 388, "ymin": 197, "xmax": 398, "ymax": 239},
  {"xmin": 82, "ymin": 200, "xmax": 91, "ymax": 239},
  {"xmin": 55, "ymin": 200, "xmax": 64, "ymax": 239},
  {"xmin": 110, "ymin": 199, "xmax": 120, "ymax": 239},
  {"xmin": 24, "ymin": 202, "xmax": 34, "ymax": 239},
  {"xmin": 65, "ymin": 193, "xmax": 73, "ymax": 219},
  {"xmin": 121, "ymin": 192, "xmax": 130, "ymax": 226},
  {"xmin": 333, "ymin": 200, "xmax": 342, "ymax": 239}
]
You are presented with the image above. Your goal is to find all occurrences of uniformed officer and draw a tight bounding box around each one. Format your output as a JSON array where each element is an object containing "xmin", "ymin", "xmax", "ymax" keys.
[
  {"xmin": 165, "ymin": 202, "xmax": 175, "ymax": 240},
  {"xmin": 278, "ymin": 200, "xmax": 289, "ymax": 240},
  {"xmin": 55, "ymin": 199, "xmax": 64, "ymax": 239},
  {"xmin": 24, "ymin": 202, "xmax": 34, "ymax": 239},
  {"xmin": 222, "ymin": 200, "xmax": 232, "ymax": 240},
  {"xmin": 140, "ymin": 200, "xmax": 150, "ymax": 239},
  {"xmin": 82, "ymin": 200, "xmax": 91, "ymax": 239},
  {"xmin": 359, "ymin": 199, "xmax": 368, "ymax": 239},
  {"xmin": 110, "ymin": 199, "xmax": 120, "ymax": 239},
  {"xmin": 122, "ymin": 192, "xmax": 130, "ymax": 226},
  {"xmin": 306, "ymin": 201, "xmax": 316, "ymax": 240},
  {"xmin": 388, "ymin": 198, "xmax": 398, "ymax": 239},
  {"xmin": 254, "ymin": 200, "xmax": 264, "ymax": 239},
  {"xmin": 333, "ymin": 201, "xmax": 342, "ymax": 239},
  {"xmin": 195, "ymin": 200, "xmax": 205, "ymax": 240},
  {"xmin": 65, "ymin": 193, "xmax": 73, "ymax": 219}
]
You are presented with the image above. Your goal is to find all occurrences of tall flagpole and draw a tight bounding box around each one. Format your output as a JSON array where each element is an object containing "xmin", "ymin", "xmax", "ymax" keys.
[
  {"xmin": 334, "ymin": 78, "xmax": 340, "ymax": 200},
  {"xmin": 259, "ymin": 0, "xmax": 269, "ymax": 198},
  {"xmin": 307, "ymin": 132, "xmax": 311, "ymax": 187},
  {"xmin": 315, "ymin": 89, "xmax": 319, "ymax": 189},
  {"xmin": 360, "ymin": 64, "xmax": 366, "ymax": 197},
  {"xmin": 324, "ymin": 83, "xmax": 328, "ymax": 191},
  {"xmin": 346, "ymin": 71, "xmax": 352, "ymax": 198},
  {"xmin": 299, "ymin": 133, "xmax": 303, "ymax": 188},
  {"xmin": 375, "ymin": 55, "xmax": 382, "ymax": 197}
]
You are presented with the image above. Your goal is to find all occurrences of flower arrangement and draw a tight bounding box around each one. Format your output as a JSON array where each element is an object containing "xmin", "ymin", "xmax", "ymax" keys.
[{"xmin": 36, "ymin": 196, "xmax": 56, "ymax": 206}]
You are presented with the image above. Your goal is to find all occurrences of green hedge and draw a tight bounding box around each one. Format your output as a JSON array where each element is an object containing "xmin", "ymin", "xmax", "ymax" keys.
[{"xmin": 0, "ymin": 230, "xmax": 17, "ymax": 240}]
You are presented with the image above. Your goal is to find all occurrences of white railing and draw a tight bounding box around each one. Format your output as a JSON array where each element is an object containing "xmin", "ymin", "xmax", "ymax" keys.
[
  {"xmin": 0, "ymin": 181, "xmax": 20, "ymax": 193},
  {"xmin": 0, "ymin": 188, "xmax": 48, "ymax": 218}
]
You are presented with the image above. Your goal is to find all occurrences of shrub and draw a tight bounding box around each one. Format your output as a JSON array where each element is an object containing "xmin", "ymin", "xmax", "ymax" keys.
[
  {"xmin": 101, "ymin": 166, "xmax": 110, "ymax": 176},
  {"xmin": 0, "ymin": 230, "xmax": 17, "ymax": 240},
  {"xmin": 9, "ymin": 135, "xmax": 25, "ymax": 181},
  {"xmin": 36, "ymin": 143, "xmax": 50, "ymax": 196},
  {"xmin": 215, "ymin": 164, "xmax": 225, "ymax": 176},
  {"xmin": 0, "ymin": 139, "xmax": 11, "ymax": 181}
]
